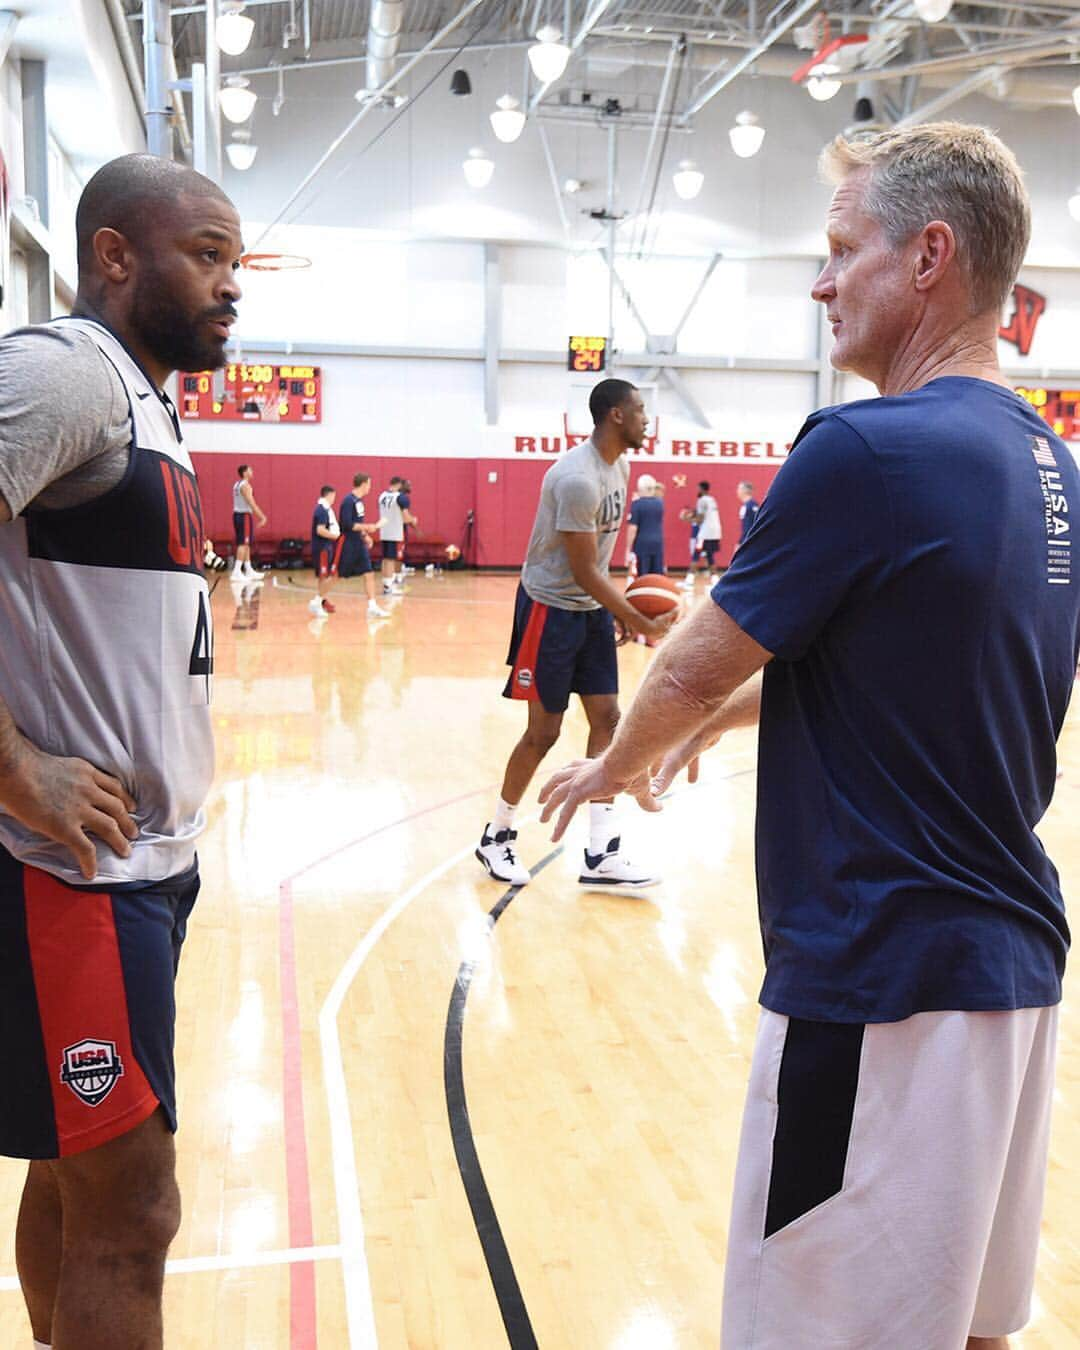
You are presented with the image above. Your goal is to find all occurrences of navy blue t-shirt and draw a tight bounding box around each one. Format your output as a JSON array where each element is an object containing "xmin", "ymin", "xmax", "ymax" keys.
[
  {"xmin": 738, "ymin": 498, "xmax": 760, "ymax": 543},
  {"xmin": 311, "ymin": 501, "xmax": 332, "ymax": 555},
  {"xmin": 629, "ymin": 496, "xmax": 664, "ymax": 550},
  {"xmin": 715, "ymin": 378, "xmax": 1079, "ymax": 1023}
]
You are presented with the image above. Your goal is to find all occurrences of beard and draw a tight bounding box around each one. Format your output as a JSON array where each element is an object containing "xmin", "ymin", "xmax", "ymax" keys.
[{"xmin": 131, "ymin": 264, "xmax": 232, "ymax": 373}]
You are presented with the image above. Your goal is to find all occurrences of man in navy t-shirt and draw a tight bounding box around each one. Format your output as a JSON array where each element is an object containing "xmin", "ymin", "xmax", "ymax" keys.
[
  {"xmin": 539, "ymin": 123, "xmax": 1079, "ymax": 1350},
  {"xmin": 626, "ymin": 473, "xmax": 665, "ymax": 576},
  {"xmin": 734, "ymin": 480, "xmax": 759, "ymax": 549}
]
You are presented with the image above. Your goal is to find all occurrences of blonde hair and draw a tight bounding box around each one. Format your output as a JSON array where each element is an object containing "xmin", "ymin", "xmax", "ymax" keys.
[{"xmin": 819, "ymin": 122, "xmax": 1030, "ymax": 315}]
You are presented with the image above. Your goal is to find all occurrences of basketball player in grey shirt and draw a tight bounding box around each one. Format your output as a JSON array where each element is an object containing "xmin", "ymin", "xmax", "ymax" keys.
[{"xmin": 476, "ymin": 379, "xmax": 673, "ymax": 892}]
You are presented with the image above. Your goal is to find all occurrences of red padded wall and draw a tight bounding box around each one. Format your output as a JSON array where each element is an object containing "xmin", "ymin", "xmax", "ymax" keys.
[{"xmin": 192, "ymin": 451, "xmax": 782, "ymax": 569}]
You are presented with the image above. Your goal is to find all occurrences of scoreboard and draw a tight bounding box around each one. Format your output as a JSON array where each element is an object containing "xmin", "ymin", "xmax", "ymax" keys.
[
  {"xmin": 1015, "ymin": 387, "xmax": 1080, "ymax": 442},
  {"xmin": 180, "ymin": 363, "xmax": 322, "ymax": 423},
  {"xmin": 567, "ymin": 335, "xmax": 607, "ymax": 374}
]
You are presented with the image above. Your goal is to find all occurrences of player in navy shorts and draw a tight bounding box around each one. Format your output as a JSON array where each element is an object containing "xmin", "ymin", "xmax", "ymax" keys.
[
  {"xmin": 475, "ymin": 379, "xmax": 673, "ymax": 893},
  {"xmin": 0, "ymin": 154, "xmax": 242, "ymax": 1349},
  {"xmin": 310, "ymin": 483, "xmax": 342, "ymax": 616}
]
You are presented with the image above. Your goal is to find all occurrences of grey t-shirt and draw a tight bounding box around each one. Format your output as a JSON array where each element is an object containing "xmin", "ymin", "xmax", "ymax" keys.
[
  {"xmin": 521, "ymin": 438, "xmax": 629, "ymax": 611},
  {"xmin": 0, "ymin": 324, "xmax": 132, "ymax": 516}
]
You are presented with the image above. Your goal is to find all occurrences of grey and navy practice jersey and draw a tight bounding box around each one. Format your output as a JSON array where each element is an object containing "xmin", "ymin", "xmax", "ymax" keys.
[{"xmin": 0, "ymin": 318, "xmax": 214, "ymax": 884}]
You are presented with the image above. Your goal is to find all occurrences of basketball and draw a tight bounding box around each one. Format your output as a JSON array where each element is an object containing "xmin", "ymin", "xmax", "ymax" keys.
[
  {"xmin": 445, "ymin": 544, "xmax": 460, "ymax": 561},
  {"xmin": 625, "ymin": 573, "xmax": 680, "ymax": 618}
]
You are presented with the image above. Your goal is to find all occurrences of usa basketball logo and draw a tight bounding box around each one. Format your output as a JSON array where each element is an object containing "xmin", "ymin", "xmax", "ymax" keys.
[
  {"xmin": 60, "ymin": 1038, "xmax": 125, "ymax": 1107},
  {"xmin": 517, "ymin": 667, "xmax": 533, "ymax": 689}
]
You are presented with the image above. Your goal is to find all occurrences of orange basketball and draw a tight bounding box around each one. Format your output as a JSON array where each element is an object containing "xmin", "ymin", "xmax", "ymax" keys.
[
  {"xmin": 445, "ymin": 544, "xmax": 461, "ymax": 561},
  {"xmin": 625, "ymin": 573, "xmax": 680, "ymax": 618}
]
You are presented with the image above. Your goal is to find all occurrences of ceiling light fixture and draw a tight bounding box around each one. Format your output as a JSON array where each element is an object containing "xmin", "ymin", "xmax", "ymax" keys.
[
  {"xmin": 217, "ymin": 2, "xmax": 255, "ymax": 56},
  {"xmin": 450, "ymin": 68, "xmax": 472, "ymax": 96},
  {"xmin": 1069, "ymin": 187, "xmax": 1080, "ymax": 223},
  {"xmin": 528, "ymin": 25, "xmax": 570, "ymax": 85},
  {"xmin": 463, "ymin": 146, "xmax": 495, "ymax": 188},
  {"xmin": 806, "ymin": 63, "xmax": 842, "ymax": 101},
  {"xmin": 563, "ymin": 177, "xmax": 583, "ymax": 194},
  {"xmin": 672, "ymin": 159, "xmax": 704, "ymax": 200},
  {"xmin": 225, "ymin": 128, "xmax": 257, "ymax": 170},
  {"xmin": 913, "ymin": 0, "xmax": 954, "ymax": 22},
  {"xmin": 729, "ymin": 110, "xmax": 765, "ymax": 159},
  {"xmin": 219, "ymin": 74, "xmax": 257, "ymax": 123},
  {"xmin": 490, "ymin": 94, "xmax": 526, "ymax": 143}
]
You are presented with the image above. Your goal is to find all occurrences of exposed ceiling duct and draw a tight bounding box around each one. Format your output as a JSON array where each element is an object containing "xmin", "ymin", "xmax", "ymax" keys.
[{"xmin": 366, "ymin": 0, "xmax": 405, "ymax": 94}]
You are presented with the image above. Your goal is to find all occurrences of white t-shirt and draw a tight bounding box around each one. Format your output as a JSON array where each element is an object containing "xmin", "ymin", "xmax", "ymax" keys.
[{"xmin": 698, "ymin": 494, "xmax": 721, "ymax": 541}]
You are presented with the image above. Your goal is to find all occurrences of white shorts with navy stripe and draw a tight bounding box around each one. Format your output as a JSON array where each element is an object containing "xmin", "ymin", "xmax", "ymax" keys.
[{"xmin": 722, "ymin": 1006, "xmax": 1058, "ymax": 1349}]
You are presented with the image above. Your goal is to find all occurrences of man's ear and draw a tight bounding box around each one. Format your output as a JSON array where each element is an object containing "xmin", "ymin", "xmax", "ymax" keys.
[
  {"xmin": 913, "ymin": 220, "xmax": 957, "ymax": 294},
  {"xmin": 91, "ymin": 227, "xmax": 137, "ymax": 286}
]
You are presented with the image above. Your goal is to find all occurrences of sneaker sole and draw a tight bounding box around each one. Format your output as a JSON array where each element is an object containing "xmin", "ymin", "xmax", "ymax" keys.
[
  {"xmin": 475, "ymin": 848, "xmax": 530, "ymax": 888},
  {"xmin": 578, "ymin": 875, "xmax": 661, "ymax": 890}
]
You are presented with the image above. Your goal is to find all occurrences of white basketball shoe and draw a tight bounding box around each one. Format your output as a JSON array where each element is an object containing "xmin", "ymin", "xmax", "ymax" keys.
[
  {"xmin": 579, "ymin": 836, "xmax": 660, "ymax": 893},
  {"xmin": 475, "ymin": 824, "xmax": 531, "ymax": 887}
]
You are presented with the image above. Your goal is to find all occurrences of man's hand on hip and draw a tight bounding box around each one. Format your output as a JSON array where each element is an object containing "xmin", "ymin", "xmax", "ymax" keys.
[{"xmin": 0, "ymin": 737, "xmax": 138, "ymax": 880}]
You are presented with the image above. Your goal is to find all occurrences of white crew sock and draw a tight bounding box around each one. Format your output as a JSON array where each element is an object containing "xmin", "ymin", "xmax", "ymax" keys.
[
  {"xmin": 589, "ymin": 802, "xmax": 618, "ymax": 855},
  {"xmin": 492, "ymin": 796, "xmax": 517, "ymax": 831},
  {"xmin": 231, "ymin": 563, "xmax": 244, "ymax": 578}
]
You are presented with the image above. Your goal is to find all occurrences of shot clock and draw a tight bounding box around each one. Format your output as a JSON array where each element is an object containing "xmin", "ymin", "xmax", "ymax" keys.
[
  {"xmin": 180, "ymin": 364, "xmax": 322, "ymax": 423},
  {"xmin": 567, "ymin": 336, "xmax": 607, "ymax": 374}
]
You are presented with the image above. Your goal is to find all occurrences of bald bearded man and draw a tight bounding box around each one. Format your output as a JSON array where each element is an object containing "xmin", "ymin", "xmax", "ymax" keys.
[{"xmin": 0, "ymin": 154, "xmax": 243, "ymax": 1350}]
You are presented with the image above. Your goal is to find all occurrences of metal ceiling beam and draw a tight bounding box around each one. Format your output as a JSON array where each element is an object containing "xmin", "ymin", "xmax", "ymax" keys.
[
  {"xmin": 252, "ymin": 0, "xmax": 493, "ymax": 245},
  {"xmin": 894, "ymin": 64, "xmax": 1006, "ymax": 123},
  {"xmin": 837, "ymin": 29, "xmax": 1080, "ymax": 83},
  {"xmin": 683, "ymin": 0, "xmax": 822, "ymax": 118}
]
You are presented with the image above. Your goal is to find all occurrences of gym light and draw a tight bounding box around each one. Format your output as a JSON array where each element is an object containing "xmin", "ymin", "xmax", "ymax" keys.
[
  {"xmin": 1069, "ymin": 187, "xmax": 1080, "ymax": 223},
  {"xmin": 463, "ymin": 147, "xmax": 494, "ymax": 188},
  {"xmin": 672, "ymin": 159, "xmax": 704, "ymax": 200},
  {"xmin": 1073, "ymin": 82, "xmax": 1080, "ymax": 116},
  {"xmin": 806, "ymin": 63, "xmax": 842, "ymax": 101},
  {"xmin": 216, "ymin": 3, "xmax": 255, "ymax": 56},
  {"xmin": 219, "ymin": 75, "xmax": 257, "ymax": 124},
  {"xmin": 729, "ymin": 111, "xmax": 765, "ymax": 159},
  {"xmin": 913, "ymin": 0, "xmax": 954, "ymax": 21},
  {"xmin": 528, "ymin": 25, "xmax": 570, "ymax": 84},
  {"xmin": 225, "ymin": 129, "xmax": 257, "ymax": 170},
  {"xmin": 490, "ymin": 94, "xmax": 526, "ymax": 143}
]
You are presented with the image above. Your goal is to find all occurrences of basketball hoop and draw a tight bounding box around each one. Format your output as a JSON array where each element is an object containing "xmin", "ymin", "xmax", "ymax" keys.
[{"xmin": 240, "ymin": 252, "xmax": 312, "ymax": 272}]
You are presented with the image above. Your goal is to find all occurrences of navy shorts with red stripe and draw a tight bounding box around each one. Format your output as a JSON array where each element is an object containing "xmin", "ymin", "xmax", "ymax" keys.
[
  {"xmin": 233, "ymin": 511, "xmax": 254, "ymax": 546},
  {"xmin": 503, "ymin": 582, "xmax": 618, "ymax": 713},
  {"xmin": 313, "ymin": 538, "xmax": 343, "ymax": 579},
  {"xmin": 381, "ymin": 539, "xmax": 400, "ymax": 562},
  {"xmin": 0, "ymin": 846, "xmax": 199, "ymax": 1160}
]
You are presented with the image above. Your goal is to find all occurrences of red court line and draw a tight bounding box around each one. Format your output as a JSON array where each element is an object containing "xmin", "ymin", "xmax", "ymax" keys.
[{"xmin": 277, "ymin": 783, "xmax": 494, "ymax": 1349}]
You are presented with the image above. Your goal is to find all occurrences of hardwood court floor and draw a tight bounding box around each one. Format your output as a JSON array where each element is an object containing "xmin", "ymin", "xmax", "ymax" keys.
[{"xmin": 0, "ymin": 570, "xmax": 1077, "ymax": 1349}]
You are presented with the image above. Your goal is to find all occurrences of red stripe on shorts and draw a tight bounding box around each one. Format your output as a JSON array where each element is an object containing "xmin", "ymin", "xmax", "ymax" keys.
[
  {"xmin": 24, "ymin": 870, "xmax": 158, "ymax": 1157},
  {"xmin": 509, "ymin": 599, "xmax": 548, "ymax": 701},
  {"xmin": 331, "ymin": 535, "xmax": 344, "ymax": 575},
  {"xmin": 244, "ymin": 515, "xmax": 254, "ymax": 545}
]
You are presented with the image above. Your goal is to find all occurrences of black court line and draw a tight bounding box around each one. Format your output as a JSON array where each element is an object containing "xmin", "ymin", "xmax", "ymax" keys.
[{"xmin": 444, "ymin": 847, "xmax": 563, "ymax": 1350}]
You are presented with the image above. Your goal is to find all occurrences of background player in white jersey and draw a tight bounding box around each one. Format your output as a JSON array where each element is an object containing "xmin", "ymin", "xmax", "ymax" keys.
[
  {"xmin": 690, "ymin": 480, "xmax": 722, "ymax": 583},
  {"xmin": 230, "ymin": 463, "xmax": 267, "ymax": 583},
  {"xmin": 0, "ymin": 154, "xmax": 242, "ymax": 1350},
  {"xmin": 476, "ymin": 379, "xmax": 674, "ymax": 892},
  {"xmin": 378, "ymin": 475, "xmax": 418, "ymax": 595}
]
